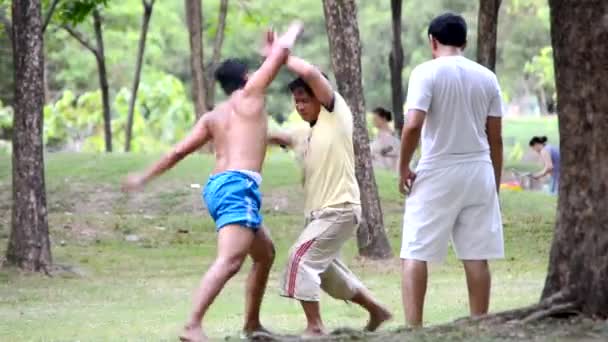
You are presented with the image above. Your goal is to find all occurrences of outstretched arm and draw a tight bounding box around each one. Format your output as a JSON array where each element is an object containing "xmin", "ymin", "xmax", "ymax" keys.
[
  {"xmin": 243, "ymin": 21, "xmax": 303, "ymax": 96},
  {"xmin": 122, "ymin": 116, "xmax": 212, "ymax": 191},
  {"xmin": 285, "ymin": 56, "xmax": 334, "ymax": 110},
  {"xmin": 267, "ymin": 131, "xmax": 293, "ymax": 148}
]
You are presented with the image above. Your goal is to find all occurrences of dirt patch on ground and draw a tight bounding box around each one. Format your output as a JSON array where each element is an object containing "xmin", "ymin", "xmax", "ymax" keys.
[{"xmin": 238, "ymin": 317, "xmax": 608, "ymax": 341}]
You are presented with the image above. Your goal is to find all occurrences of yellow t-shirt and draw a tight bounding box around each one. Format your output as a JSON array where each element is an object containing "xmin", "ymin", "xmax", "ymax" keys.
[{"xmin": 303, "ymin": 92, "xmax": 360, "ymax": 213}]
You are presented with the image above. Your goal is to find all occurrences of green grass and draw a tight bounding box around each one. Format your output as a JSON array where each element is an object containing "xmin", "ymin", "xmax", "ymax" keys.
[
  {"xmin": 0, "ymin": 152, "xmax": 557, "ymax": 341},
  {"xmin": 503, "ymin": 116, "xmax": 559, "ymax": 148}
]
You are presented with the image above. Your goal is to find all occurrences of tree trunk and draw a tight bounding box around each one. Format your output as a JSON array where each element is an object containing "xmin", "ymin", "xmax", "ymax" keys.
[
  {"xmin": 185, "ymin": 0, "xmax": 206, "ymax": 119},
  {"xmin": 476, "ymin": 0, "xmax": 501, "ymax": 72},
  {"xmin": 6, "ymin": 0, "xmax": 52, "ymax": 272},
  {"xmin": 204, "ymin": 0, "xmax": 228, "ymax": 110},
  {"xmin": 389, "ymin": 0, "xmax": 405, "ymax": 136},
  {"xmin": 536, "ymin": 88, "xmax": 548, "ymax": 116},
  {"xmin": 125, "ymin": 0, "xmax": 155, "ymax": 152},
  {"xmin": 542, "ymin": 0, "xmax": 608, "ymax": 317},
  {"xmin": 322, "ymin": 0, "xmax": 392, "ymax": 259},
  {"xmin": 92, "ymin": 9, "xmax": 112, "ymax": 152}
]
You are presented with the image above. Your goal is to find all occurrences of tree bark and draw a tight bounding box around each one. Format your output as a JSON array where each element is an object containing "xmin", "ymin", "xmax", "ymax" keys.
[
  {"xmin": 125, "ymin": 0, "xmax": 155, "ymax": 152},
  {"xmin": 204, "ymin": 0, "xmax": 228, "ymax": 110},
  {"xmin": 92, "ymin": 9, "xmax": 112, "ymax": 152},
  {"xmin": 185, "ymin": 0, "xmax": 206, "ymax": 119},
  {"xmin": 6, "ymin": 0, "xmax": 52, "ymax": 272},
  {"xmin": 542, "ymin": 0, "xmax": 608, "ymax": 317},
  {"xmin": 389, "ymin": 0, "xmax": 405, "ymax": 135},
  {"xmin": 322, "ymin": 0, "xmax": 392, "ymax": 259},
  {"xmin": 536, "ymin": 88, "xmax": 548, "ymax": 116},
  {"xmin": 476, "ymin": 0, "xmax": 501, "ymax": 72}
]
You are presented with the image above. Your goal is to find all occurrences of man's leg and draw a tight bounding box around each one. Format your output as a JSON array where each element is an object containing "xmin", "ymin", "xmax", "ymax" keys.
[
  {"xmin": 243, "ymin": 227, "xmax": 275, "ymax": 335},
  {"xmin": 179, "ymin": 225, "xmax": 255, "ymax": 342},
  {"xmin": 319, "ymin": 258, "xmax": 391, "ymax": 331},
  {"xmin": 350, "ymin": 287, "xmax": 392, "ymax": 331},
  {"xmin": 462, "ymin": 260, "xmax": 491, "ymax": 316},
  {"xmin": 300, "ymin": 301, "xmax": 326, "ymax": 337},
  {"xmin": 401, "ymin": 259, "xmax": 428, "ymax": 328}
]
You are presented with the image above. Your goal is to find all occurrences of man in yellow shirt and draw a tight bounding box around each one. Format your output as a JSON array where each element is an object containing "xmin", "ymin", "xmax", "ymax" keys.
[{"xmin": 268, "ymin": 56, "xmax": 391, "ymax": 337}]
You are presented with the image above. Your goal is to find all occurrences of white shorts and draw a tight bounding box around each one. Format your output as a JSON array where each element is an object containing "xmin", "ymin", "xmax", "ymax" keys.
[{"xmin": 400, "ymin": 162, "xmax": 504, "ymax": 262}]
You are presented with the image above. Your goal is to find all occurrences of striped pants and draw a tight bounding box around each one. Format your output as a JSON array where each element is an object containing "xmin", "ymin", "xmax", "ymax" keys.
[{"xmin": 280, "ymin": 204, "xmax": 364, "ymax": 302}]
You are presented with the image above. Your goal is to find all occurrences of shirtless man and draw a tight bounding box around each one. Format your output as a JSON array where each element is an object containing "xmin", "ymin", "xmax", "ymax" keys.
[{"xmin": 122, "ymin": 22, "xmax": 303, "ymax": 342}]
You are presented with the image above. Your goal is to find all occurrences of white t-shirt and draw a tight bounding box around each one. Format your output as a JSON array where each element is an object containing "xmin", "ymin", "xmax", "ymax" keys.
[{"xmin": 405, "ymin": 55, "xmax": 504, "ymax": 171}]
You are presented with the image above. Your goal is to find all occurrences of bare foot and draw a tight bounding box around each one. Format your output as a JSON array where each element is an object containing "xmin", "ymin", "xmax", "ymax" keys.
[
  {"xmin": 301, "ymin": 326, "xmax": 327, "ymax": 339},
  {"xmin": 365, "ymin": 305, "xmax": 393, "ymax": 332},
  {"xmin": 179, "ymin": 324, "xmax": 207, "ymax": 342},
  {"xmin": 241, "ymin": 325, "xmax": 273, "ymax": 339}
]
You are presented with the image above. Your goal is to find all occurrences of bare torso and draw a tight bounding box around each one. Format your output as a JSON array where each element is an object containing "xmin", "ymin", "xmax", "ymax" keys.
[{"xmin": 207, "ymin": 90, "xmax": 268, "ymax": 174}]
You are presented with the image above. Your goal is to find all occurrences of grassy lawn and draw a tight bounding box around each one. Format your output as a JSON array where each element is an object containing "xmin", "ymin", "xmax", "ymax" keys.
[{"xmin": 0, "ymin": 152, "xmax": 557, "ymax": 341}]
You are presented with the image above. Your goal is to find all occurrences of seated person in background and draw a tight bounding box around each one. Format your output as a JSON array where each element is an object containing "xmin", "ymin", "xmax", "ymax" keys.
[{"xmin": 370, "ymin": 107, "xmax": 400, "ymax": 172}]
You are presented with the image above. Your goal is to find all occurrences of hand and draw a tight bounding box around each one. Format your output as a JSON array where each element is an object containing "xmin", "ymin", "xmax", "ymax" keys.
[
  {"xmin": 260, "ymin": 29, "xmax": 277, "ymax": 58},
  {"xmin": 380, "ymin": 146, "xmax": 393, "ymax": 156},
  {"xmin": 122, "ymin": 173, "xmax": 146, "ymax": 193},
  {"xmin": 399, "ymin": 167, "xmax": 417, "ymax": 195},
  {"xmin": 276, "ymin": 20, "xmax": 303, "ymax": 50}
]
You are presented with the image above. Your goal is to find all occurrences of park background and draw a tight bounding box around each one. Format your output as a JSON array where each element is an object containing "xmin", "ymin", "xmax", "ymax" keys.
[{"xmin": 0, "ymin": 0, "xmax": 586, "ymax": 341}]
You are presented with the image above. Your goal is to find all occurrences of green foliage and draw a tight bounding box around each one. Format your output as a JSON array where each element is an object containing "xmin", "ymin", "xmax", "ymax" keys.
[
  {"xmin": 524, "ymin": 46, "xmax": 556, "ymax": 99},
  {"xmin": 43, "ymin": 72, "xmax": 193, "ymax": 152},
  {"xmin": 0, "ymin": 101, "xmax": 12, "ymax": 155},
  {"xmin": 44, "ymin": 90, "xmax": 102, "ymax": 149},
  {"xmin": 56, "ymin": 0, "xmax": 109, "ymax": 25},
  {"xmin": 0, "ymin": 0, "xmax": 557, "ymax": 151},
  {"xmin": 0, "ymin": 100, "xmax": 12, "ymax": 131}
]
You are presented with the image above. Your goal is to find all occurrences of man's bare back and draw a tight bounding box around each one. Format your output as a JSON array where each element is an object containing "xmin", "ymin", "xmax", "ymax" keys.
[{"xmin": 205, "ymin": 91, "xmax": 268, "ymax": 174}]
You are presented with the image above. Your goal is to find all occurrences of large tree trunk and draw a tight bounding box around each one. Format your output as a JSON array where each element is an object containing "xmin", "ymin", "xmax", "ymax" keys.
[
  {"xmin": 322, "ymin": 0, "xmax": 392, "ymax": 259},
  {"xmin": 6, "ymin": 0, "xmax": 52, "ymax": 272},
  {"xmin": 185, "ymin": 0, "xmax": 206, "ymax": 119},
  {"xmin": 389, "ymin": 0, "xmax": 405, "ymax": 135},
  {"xmin": 476, "ymin": 0, "xmax": 501, "ymax": 72},
  {"xmin": 204, "ymin": 0, "xmax": 228, "ymax": 110},
  {"xmin": 125, "ymin": 0, "xmax": 155, "ymax": 152},
  {"xmin": 93, "ymin": 9, "xmax": 112, "ymax": 152},
  {"xmin": 542, "ymin": 0, "xmax": 608, "ymax": 317}
]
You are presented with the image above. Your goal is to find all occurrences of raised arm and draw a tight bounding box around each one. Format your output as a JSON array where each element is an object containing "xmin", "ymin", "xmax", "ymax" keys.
[
  {"xmin": 243, "ymin": 22, "xmax": 303, "ymax": 96},
  {"xmin": 122, "ymin": 115, "xmax": 212, "ymax": 191},
  {"xmin": 285, "ymin": 55, "xmax": 334, "ymax": 110}
]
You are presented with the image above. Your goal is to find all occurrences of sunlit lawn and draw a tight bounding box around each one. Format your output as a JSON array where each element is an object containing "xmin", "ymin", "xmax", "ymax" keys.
[{"xmin": 0, "ymin": 152, "xmax": 556, "ymax": 341}]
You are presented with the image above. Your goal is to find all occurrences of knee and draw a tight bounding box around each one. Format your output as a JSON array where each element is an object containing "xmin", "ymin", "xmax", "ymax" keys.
[
  {"xmin": 256, "ymin": 241, "xmax": 276, "ymax": 266},
  {"xmin": 218, "ymin": 254, "xmax": 246, "ymax": 276}
]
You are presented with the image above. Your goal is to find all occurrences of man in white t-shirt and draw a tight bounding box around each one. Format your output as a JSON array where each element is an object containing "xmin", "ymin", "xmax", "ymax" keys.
[{"xmin": 398, "ymin": 13, "xmax": 504, "ymax": 327}]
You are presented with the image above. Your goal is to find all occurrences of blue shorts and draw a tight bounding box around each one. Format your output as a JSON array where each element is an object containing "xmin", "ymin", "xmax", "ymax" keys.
[{"xmin": 203, "ymin": 170, "xmax": 263, "ymax": 231}]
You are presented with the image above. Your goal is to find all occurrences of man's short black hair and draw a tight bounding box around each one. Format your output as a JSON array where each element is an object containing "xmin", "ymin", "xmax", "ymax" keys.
[
  {"xmin": 288, "ymin": 72, "xmax": 330, "ymax": 97},
  {"xmin": 214, "ymin": 59, "xmax": 248, "ymax": 95},
  {"xmin": 428, "ymin": 13, "xmax": 467, "ymax": 47},
  {"xmin": 373, "ymin": 107, "xmax": 392, "ymax": 122}
]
